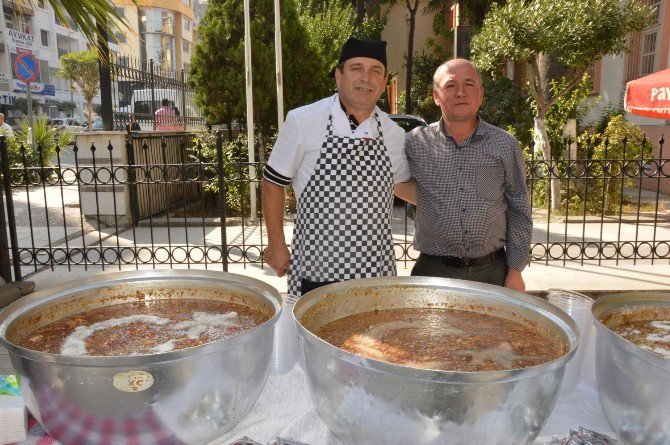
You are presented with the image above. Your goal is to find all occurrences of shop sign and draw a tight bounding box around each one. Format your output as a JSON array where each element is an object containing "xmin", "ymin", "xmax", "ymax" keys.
[
  {"xmin": 12, "ymin": 80, "xmax": 56, "ymax": 96},
  {"xmin": 3, "ymin": 29, "xmax": 36, "ymax": 52},
  {"xmin": 0, "ymin": 93, "xmax": 17, "ymax": 105}
]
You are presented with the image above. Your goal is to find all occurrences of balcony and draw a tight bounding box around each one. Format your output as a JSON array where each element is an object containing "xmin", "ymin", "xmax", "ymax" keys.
[{"xmin": 2, "ymin": 0, "xmax": 34, "ymax": 15}]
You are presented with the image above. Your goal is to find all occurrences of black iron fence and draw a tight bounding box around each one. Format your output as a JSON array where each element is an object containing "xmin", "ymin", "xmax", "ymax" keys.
[
  {"xmin": 110, "ymin": 54, "xmax": 206, "ymax": 132},
  {"xmin": 1, "ymin": 133, "xmax": 669, "ymax": 282}
]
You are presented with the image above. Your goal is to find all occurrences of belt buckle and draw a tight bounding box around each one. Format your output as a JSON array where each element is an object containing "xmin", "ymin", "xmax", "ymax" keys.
[{"xmin": 451, "ymin": 256, "xmax": 468, "ymax": 268}]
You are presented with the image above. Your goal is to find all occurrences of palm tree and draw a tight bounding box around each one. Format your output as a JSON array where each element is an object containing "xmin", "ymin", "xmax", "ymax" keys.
[{"xmin": 22, "ymin": 0, "xmax": 137, "ymax": 52}]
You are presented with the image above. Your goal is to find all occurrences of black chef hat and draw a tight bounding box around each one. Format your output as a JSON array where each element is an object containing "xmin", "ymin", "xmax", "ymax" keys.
[{"xmin": 328, "ymin": 38, "xmax": 387, "ymax": 78}]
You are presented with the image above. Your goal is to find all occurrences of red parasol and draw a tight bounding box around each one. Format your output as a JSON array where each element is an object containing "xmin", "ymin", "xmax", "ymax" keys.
[{"xmin": 624, "ymin": 68, "xmax": 670, "ymax": 119}]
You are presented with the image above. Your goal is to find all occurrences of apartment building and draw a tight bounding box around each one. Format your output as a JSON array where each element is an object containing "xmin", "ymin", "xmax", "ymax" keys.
[
  {"xmin": 0, "ymin": 0, "xmax": 196, "ymax": 119},
  {"xmin": 583, "ymin": 0, "xmax": 669, "ymax": 136},
  {"xmin": 112, "ymin": 0, "xmax": 196, "ymax": 74},
  {"xmin": 0, "ymin": 0, "xmax": 89, "ymax": 117}
]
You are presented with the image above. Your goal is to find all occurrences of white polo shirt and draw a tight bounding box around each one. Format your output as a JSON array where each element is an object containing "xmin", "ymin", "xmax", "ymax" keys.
[{"xmin": 263, "ymin": 94, "xmax": 410, "ymax": 199}]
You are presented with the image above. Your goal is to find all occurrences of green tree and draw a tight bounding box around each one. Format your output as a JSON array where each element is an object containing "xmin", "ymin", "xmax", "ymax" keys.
[
  {"xmin": 576, "ymin": 115, "xmax": 652, "ymax": 214},
  {"xmin": 58, "ymin": 51, "xmax": 101, "ymax": 130},
  {"xmin": 297, "ymin": 0, "xmax": 385, "ymax": 96},
  {"xmin": 472, "ymin": 0, "xmax": 650, "ymax": 210},
  {"xmin": 189, "ymin": 0, "xmax": 325, "ymax": 143},
  {"xmin": 297, "ymin": 0, "xmax": 356, "ymax": 96}
]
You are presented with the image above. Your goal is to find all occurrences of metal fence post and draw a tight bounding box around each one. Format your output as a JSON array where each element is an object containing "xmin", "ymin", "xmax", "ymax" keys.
[
  {"xmin": 181, "ymin": 69, "xmax": 187, "ymax": 131},
  {"xmin": 97, "ymin": 22, "xmax": 114, "ymax": 131},
  {"xmin": 216, "ymin": 132, "xmax": 229, "ymax": 271},
  {"xmin": 150, "ymin": 59, "xmax": 157, "ymax": 131},
  {"xmin": 126, "ymin": 135, "xmax": 140, "ymax": 224},
  {"xmin": 0, "ymin": 136, "xmax": 22, "ymax": 281}
]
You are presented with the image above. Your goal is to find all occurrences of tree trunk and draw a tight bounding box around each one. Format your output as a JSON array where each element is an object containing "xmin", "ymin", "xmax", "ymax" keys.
[
  {"xmin": 356, "ymin": 0, "xmax": 366, "ymax": 24},
  {"xmin": 87, "ymin": 100, "xmax": 93, "ymax": 133},
  {"xmin": 405, "ymin": 0, "xmax": 419, "ymax": 114},
  {"xmin": 533, "ymin": 114, "xmax": 561, "ymax": 211},
  {"xmin": 526, "ymin": 54, "xmax": 561, "ymax": 211}
]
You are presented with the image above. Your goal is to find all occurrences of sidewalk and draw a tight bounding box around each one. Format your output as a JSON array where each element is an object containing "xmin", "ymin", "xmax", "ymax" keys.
[{"xmin": 20, "ymin": 254, "xmax": 670, "ymax": 297}]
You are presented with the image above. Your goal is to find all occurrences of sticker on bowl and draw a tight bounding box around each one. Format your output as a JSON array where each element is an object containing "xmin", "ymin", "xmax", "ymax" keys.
[{"xmin": 113, "ymin": 371, "xmax": 154, "ymax": 392}]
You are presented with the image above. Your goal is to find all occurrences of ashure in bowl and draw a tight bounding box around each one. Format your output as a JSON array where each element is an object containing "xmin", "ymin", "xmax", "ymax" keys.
[
  {"xmin": 0, "ymin": 270, "xmax": 282, "ymax": 445},
  {"xmin": 294, "ymin": 276, "xmax": 579, "ymax": 445},
  {"xmin": 593, "ymin": 291, "xmax": 670, "ymax": 445}
]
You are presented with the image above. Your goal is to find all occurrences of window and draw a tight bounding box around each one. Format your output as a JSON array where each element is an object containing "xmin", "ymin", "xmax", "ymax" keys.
[
  {"xmin": 39, "ymin": 60, "xmax": 50, "ymax": 83},
  {"xmin": 648, "ymin": 0, "xmax": 662, "ymax": 25},
  {"xmin": 183, "ymin": 18, "xmax": 190, "ymax": 31},
  {"xmin": 182, "ymin": 39, "xmax": 190, "ymax": 53},
  {"xmin": 41, "ymin": 29, "xmax": 49, "ymax": 47},
  {"xmin": 114, "ymin": 32, "xmax": 126, "ymax": 44},
  {"xmin": 115, "ymin": 7, "xmax": 125, "ymax": 17},
  {"xmin": 184, "ymin": 0, "xmax": 191, "ymax": 6},
  {"xmin": 50, "ymin": 68, "xmax": 69, "ymax": 91},
  {"xmin": 625, "ymin": 0, "xmax": 663, "ymax": 81},
  {"xmin": 4, "ymin": 13, "xmax": 15, "ymax": 31},
  {"xmin": 640, "ymin": 31, "xmax": 657, "ymax": 75},
  {"xmin": 118, "ymin": 56, "xmax": 129, "ymax": 67}
]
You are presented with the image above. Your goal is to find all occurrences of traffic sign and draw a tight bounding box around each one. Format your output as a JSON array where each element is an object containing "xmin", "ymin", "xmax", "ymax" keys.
[{"xmin": 14, "ymin": 51, "xmax": 39, "ymax": 83}]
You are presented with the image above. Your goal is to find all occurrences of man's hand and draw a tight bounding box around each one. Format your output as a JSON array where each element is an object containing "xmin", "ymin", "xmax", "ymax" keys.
[
  {"xmin": 504, "ymin": 268, "xmax": 526, "ymax": 293},
  {"xmin": 264, "ymin": 244, "xmax": 290, "ymax": 277}
]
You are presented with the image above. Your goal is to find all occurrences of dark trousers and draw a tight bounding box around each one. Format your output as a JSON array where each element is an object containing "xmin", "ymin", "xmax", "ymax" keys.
[
  {"xmin": 300, "ymin": 278, "xmax": 338, "ymax": 296},
  {"xmin": 411, "ymin": 251, "xmax": 508, "ymax": 287}
]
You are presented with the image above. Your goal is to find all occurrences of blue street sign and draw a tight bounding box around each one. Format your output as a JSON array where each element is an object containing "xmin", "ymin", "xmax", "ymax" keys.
[{"xmin": 14, "ymin": 52, "xmax": 39, "ymax": 83}]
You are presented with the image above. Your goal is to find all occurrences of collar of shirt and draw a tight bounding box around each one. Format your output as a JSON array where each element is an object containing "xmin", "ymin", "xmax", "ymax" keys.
[
  {"xmin": 436, "ymin": 116, "xmax": 492, "ymax": 145},
  {"xmin": 331, "ymin": 94, "xmax": 377, "ymax": 139}
]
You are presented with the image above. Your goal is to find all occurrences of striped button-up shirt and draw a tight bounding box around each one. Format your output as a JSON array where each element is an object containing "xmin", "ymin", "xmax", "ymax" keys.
[{"xmin": 405, "ymin": 118, "xmax": 532, "ymax": 271}]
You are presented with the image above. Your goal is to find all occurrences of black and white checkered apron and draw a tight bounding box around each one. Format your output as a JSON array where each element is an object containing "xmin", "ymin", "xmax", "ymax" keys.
[{"xmin": 288, "ymin": 112, "xmax": 396, "ymax": 298}]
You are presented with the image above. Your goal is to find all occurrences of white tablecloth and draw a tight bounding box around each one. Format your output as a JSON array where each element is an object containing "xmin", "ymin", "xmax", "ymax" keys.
[{"xmin": 209, "ymin": 305, "xmax": 617, "ymax": 445}]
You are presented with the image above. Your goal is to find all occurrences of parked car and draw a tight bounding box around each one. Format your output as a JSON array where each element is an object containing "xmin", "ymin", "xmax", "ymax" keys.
[
  {"xmin": 389, "ymin": 114, "xmax": 428, "ymax": 132},
  {"xmin": 91, "ymin": 118, "xmax": 103, "ymax": 131},
  {"xmin": 51, "ymin": 117, "xmax": 86, "ymax": 134}
]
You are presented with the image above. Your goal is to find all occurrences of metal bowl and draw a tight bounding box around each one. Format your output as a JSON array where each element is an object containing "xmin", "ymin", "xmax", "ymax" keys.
[
  {"xmin": 0, "ymin": 270, "xmax": 282, "ymax": 445},
  {"xmin": 592, "ymin": 291, "xmax": 670, "ymax": 445},
  {"xmin": 293, "ymin": 276, "xmax": 578, "ymax": 445}
]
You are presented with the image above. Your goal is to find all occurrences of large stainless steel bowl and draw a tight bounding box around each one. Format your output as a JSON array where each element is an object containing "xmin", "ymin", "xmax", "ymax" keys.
[
  {"xmin": 592, "ymin": 291, "xmax": 670, "ymax": 445},
  {"xmin": 293, "ymin": 277, "xmax": 579, "ymax": 445},
  {"xmin": 0, "ymin": 270, "xmax": 282, "ymax": 445}
]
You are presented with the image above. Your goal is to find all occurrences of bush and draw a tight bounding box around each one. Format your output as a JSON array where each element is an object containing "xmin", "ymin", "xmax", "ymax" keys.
[{"xmin": 6, "ymin": 116, "xmax": 72, "ymax": 168}]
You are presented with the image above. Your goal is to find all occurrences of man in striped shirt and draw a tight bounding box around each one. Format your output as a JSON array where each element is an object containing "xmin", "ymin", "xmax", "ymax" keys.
[{"xmin": 395, "ymin": 59, "xmax": 532, "ymax": 292}]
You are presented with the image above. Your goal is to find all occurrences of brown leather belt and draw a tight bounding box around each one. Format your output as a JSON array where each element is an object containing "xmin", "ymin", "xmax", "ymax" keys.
[{"xmin": 426, "ymin": 248, "xmax": 506, "ymax": 268}]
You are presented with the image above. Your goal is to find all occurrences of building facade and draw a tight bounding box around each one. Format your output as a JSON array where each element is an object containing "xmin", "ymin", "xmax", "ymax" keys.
[
  {"xmin": 0, "ymin": 0, "xmax": 196, "ymax": 120},
  {"xmin": 583, "ymin": 0, "xmax": 669, "ymax": 136},
  {"xmin": 0, "ymin": 0, "xmax": 88, "ymax": 118},
  {"xmin": 112, "ymin": 0, "xmax": 195, "ymax": 74}
]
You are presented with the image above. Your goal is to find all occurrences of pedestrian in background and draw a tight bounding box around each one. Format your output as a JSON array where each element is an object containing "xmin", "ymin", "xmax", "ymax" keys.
[
  {"xmin": 396, "ymin": 58, "xmax": 532, "ymax": 292},
  {"xmin": 155, "ymin": 98, "xmax": 176, "ymax": 130},
  {"xmin": 262, "ymin": 38, "xmax": 410, "ymax": 298},
  {"xmin": 126, "ymin": 113, "xmax": 141, "ymax": 132},
  {"xmin": 0, "ymin": 113, "xmax": 14, "ymax": 138}
]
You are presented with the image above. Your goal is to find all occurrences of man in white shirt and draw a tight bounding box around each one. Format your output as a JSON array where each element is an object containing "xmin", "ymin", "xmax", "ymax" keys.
[
  {"xmin": 262, "ymin": 38, "xmax": 411, "ymax": 298},
  {"xmin": 0, "ymin": 113, "xmax": 14, "ymax": 138}
]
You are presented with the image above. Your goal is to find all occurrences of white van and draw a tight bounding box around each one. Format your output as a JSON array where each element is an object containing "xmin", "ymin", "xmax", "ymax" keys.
[{"xmin": 123, "ymin": 88, "xmax": 199, "ymax": 131}]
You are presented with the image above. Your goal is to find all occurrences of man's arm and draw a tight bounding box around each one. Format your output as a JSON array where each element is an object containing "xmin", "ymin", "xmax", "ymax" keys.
[
  {"xmin": 394, "ymin": 179, "xmax": 417, "ymax": 205},
  {"xmin": 504, "ymin": 140, "xmax": 533, "ymax": 292},
  {"xmin": 262, "ymin": 179, "xmax": 290, "ymax": 277}
]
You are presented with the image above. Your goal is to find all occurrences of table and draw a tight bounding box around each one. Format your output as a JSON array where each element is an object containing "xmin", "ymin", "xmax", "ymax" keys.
[{"xmin": 208, "ymin": 304, "xmax": 618, "ymax": 445}]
